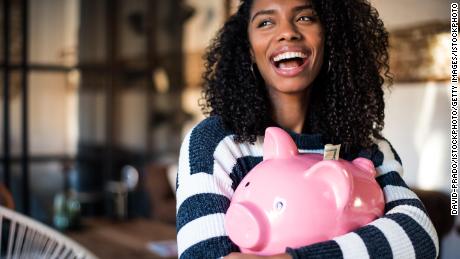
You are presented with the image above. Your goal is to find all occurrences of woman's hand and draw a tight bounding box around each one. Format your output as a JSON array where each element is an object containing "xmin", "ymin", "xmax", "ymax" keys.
[{"xmin": 224, "ymin": 252, "xmax": 292, "ymax": 259}]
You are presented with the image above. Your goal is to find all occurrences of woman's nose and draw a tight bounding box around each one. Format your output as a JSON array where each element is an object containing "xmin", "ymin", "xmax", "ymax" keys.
[{"xmin": 276, "ymin": 22, "xmax": 301, "ymax": 42}]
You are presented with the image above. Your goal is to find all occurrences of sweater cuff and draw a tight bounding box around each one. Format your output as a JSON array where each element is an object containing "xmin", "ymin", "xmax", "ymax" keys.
[{"xmin": 285, "ymin": 240, "xmax": 343, "ymax": 259}]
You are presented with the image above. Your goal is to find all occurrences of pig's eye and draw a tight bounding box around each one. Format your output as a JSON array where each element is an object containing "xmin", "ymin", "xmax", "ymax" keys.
[
  {"xmin": 276, "ymin": 201, "xmax": 284, "ymax": 210},
  {"xmin": 245, "ymin": 182, "xmax": 250, "ymax": 187},
  {"xmin": 274, "ymin": 197, "xmax": 287, "ymax": 212}
]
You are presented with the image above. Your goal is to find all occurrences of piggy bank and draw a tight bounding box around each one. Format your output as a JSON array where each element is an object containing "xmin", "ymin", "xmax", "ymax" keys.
[{"xmin": 224, "ymin": 127, "xmax": 385, "ymax": 255}]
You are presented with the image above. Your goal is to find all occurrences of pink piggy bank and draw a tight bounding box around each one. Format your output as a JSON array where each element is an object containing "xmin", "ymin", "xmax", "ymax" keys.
[{"xmin": 224, "ymin": 127, "xmax": 385, "ymax": 255}]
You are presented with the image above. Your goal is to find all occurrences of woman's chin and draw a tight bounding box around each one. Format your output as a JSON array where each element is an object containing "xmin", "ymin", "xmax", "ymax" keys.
[{"xmin": 268, "ymin": 81, "xmax": 313, "ymax": 96}]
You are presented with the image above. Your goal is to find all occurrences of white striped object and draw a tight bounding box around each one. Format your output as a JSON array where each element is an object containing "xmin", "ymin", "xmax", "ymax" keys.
[{"xmin": 0, "ymin": 206, "xmax": 97, "ymax": 259}]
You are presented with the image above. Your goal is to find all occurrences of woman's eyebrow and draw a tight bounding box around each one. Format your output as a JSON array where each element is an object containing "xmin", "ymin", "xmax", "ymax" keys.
[
  {"xmin": 251, "ymin": 9, "xmax": 275, "ymax": 22},
  {"xmin": 292, "ymin": 4, "xmax": 314, "ymax": 13},
  {"xmin": 251, "ymin": 4, "xmax": 314, "ymax": 23}
]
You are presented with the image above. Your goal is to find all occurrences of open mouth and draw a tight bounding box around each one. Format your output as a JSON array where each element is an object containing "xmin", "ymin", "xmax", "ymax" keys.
[{"xmin": 272, "ymin": 52, "xmax": 307, "ymax": 70}]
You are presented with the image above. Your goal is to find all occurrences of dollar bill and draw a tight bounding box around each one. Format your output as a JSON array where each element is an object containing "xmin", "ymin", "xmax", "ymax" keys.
[{"xmin": 323, "ymin": 144, "xmax": 341, "ymax": 160}]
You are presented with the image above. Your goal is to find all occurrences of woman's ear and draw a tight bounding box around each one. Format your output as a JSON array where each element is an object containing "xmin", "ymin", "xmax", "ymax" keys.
[{"xmin": 249, "ymin": 48, "xmax": 255, "ymax": 63}]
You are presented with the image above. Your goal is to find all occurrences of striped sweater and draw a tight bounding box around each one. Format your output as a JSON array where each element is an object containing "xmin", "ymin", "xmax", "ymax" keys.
[{"xmin": 176, "ymin": 116, "xmax": 439, "ymax": 259}]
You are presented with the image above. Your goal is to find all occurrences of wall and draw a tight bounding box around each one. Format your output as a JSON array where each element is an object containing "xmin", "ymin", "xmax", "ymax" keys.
[
  {"xmin": 383, "ymin": 83, "xmax": 451, "ymax": 191},
  {"xmin": 371, "ymin": 0, "xmax": 451, "ymax": 30}
]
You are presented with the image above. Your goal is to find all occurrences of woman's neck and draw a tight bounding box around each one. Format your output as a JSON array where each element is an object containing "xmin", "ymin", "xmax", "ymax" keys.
[{"xmin": 269, "ymin": 90, "xmax": 311, "ymax": 134}]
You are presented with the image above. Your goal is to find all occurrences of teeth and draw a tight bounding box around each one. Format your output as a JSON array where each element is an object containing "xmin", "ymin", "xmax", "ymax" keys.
[{"xmin": 273, "ymin": 52, "xmax": 306, "ymax": 62}]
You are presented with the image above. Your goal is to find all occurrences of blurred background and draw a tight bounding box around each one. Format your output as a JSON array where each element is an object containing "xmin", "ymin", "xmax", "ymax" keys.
[{"xmin": 0, "ymin": 0, "xmax": 457, "ymax": 258}]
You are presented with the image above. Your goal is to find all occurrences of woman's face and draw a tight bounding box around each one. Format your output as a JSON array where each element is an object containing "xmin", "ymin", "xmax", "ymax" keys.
[{"xmin": 248, "ymin": 0, "xmax": 324, "ymax": 96}]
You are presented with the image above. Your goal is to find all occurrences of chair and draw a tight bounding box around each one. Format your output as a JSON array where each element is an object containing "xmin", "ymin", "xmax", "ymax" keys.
[{"xmin": 0, "ymin": 206, "xmax": 97, "ymax": 259}]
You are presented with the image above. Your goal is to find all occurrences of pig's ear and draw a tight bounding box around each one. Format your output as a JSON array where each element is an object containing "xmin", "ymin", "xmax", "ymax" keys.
[
  {"xmin": 263, "ymin": 127, "xmax": 298, "ymax": 160},
  {"xmin": 305, "ymin": 161, "xmax": 352, "ymax": 210},
  {"xmin": 352, "ymin": 157, "xmax": 377, "ymax": 178}
]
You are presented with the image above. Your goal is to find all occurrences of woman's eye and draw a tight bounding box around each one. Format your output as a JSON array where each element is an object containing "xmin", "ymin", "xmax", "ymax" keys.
[
  {"xmin": 257, "ymin": 20, "xmax": 273, "ymax": 28},
  {"xmin": 298, "ymin": 16, "xmax": 312, "ymax": 22}
]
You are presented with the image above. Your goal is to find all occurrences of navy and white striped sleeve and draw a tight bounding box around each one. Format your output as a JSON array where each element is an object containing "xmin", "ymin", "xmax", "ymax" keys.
[
  {"xmin": 175, "ymin": 117, "xmax": 241, "ymax": 259},
  {"xmin": 286, "ymin": 138, "xmax": 439, "ymax": 259}
]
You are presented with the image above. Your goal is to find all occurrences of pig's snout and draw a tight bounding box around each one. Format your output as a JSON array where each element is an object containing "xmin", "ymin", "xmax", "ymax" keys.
[{"xmin": 225, "ymin": 202, "xmax": 269, "ymax": 250}]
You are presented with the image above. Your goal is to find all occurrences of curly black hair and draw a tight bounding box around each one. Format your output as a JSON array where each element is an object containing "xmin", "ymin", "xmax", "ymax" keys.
[{"xmin": 200, "ymin": 0, "xmax": 392, "ymax": 152}]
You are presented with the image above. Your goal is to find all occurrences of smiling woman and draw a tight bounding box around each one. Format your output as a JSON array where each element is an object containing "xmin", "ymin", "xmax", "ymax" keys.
[
  {"xmin": 247, "ymin": 0, "xmax": 324, "ymax": 133},
  {"xmin": 175, "ymin": 0, "xmax": 439, "ymax": 258},
  {"xmin": 248, "ymin": 1, "xmax": 323, "ymax": 90}
]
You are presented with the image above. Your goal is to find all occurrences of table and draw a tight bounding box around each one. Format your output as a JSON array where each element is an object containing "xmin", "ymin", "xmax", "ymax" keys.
[{"xmin": 67, "ymin": 218, "xmax": 177, "ymax": 259}]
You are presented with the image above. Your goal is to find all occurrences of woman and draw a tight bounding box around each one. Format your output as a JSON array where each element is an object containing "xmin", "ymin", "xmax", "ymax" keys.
[{"xmin": 176, "ymin": 0, "xmax": 439, "ymax": 258}]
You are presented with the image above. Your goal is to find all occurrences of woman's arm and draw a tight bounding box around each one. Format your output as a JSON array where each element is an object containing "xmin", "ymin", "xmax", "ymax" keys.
[
  {"xmin": 285, "ymin": 139, "xmax": 439, "ymax": 259},
  {"xmin": 176, "ymin": 117, "xmax": 257, "ymax": 259}
]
